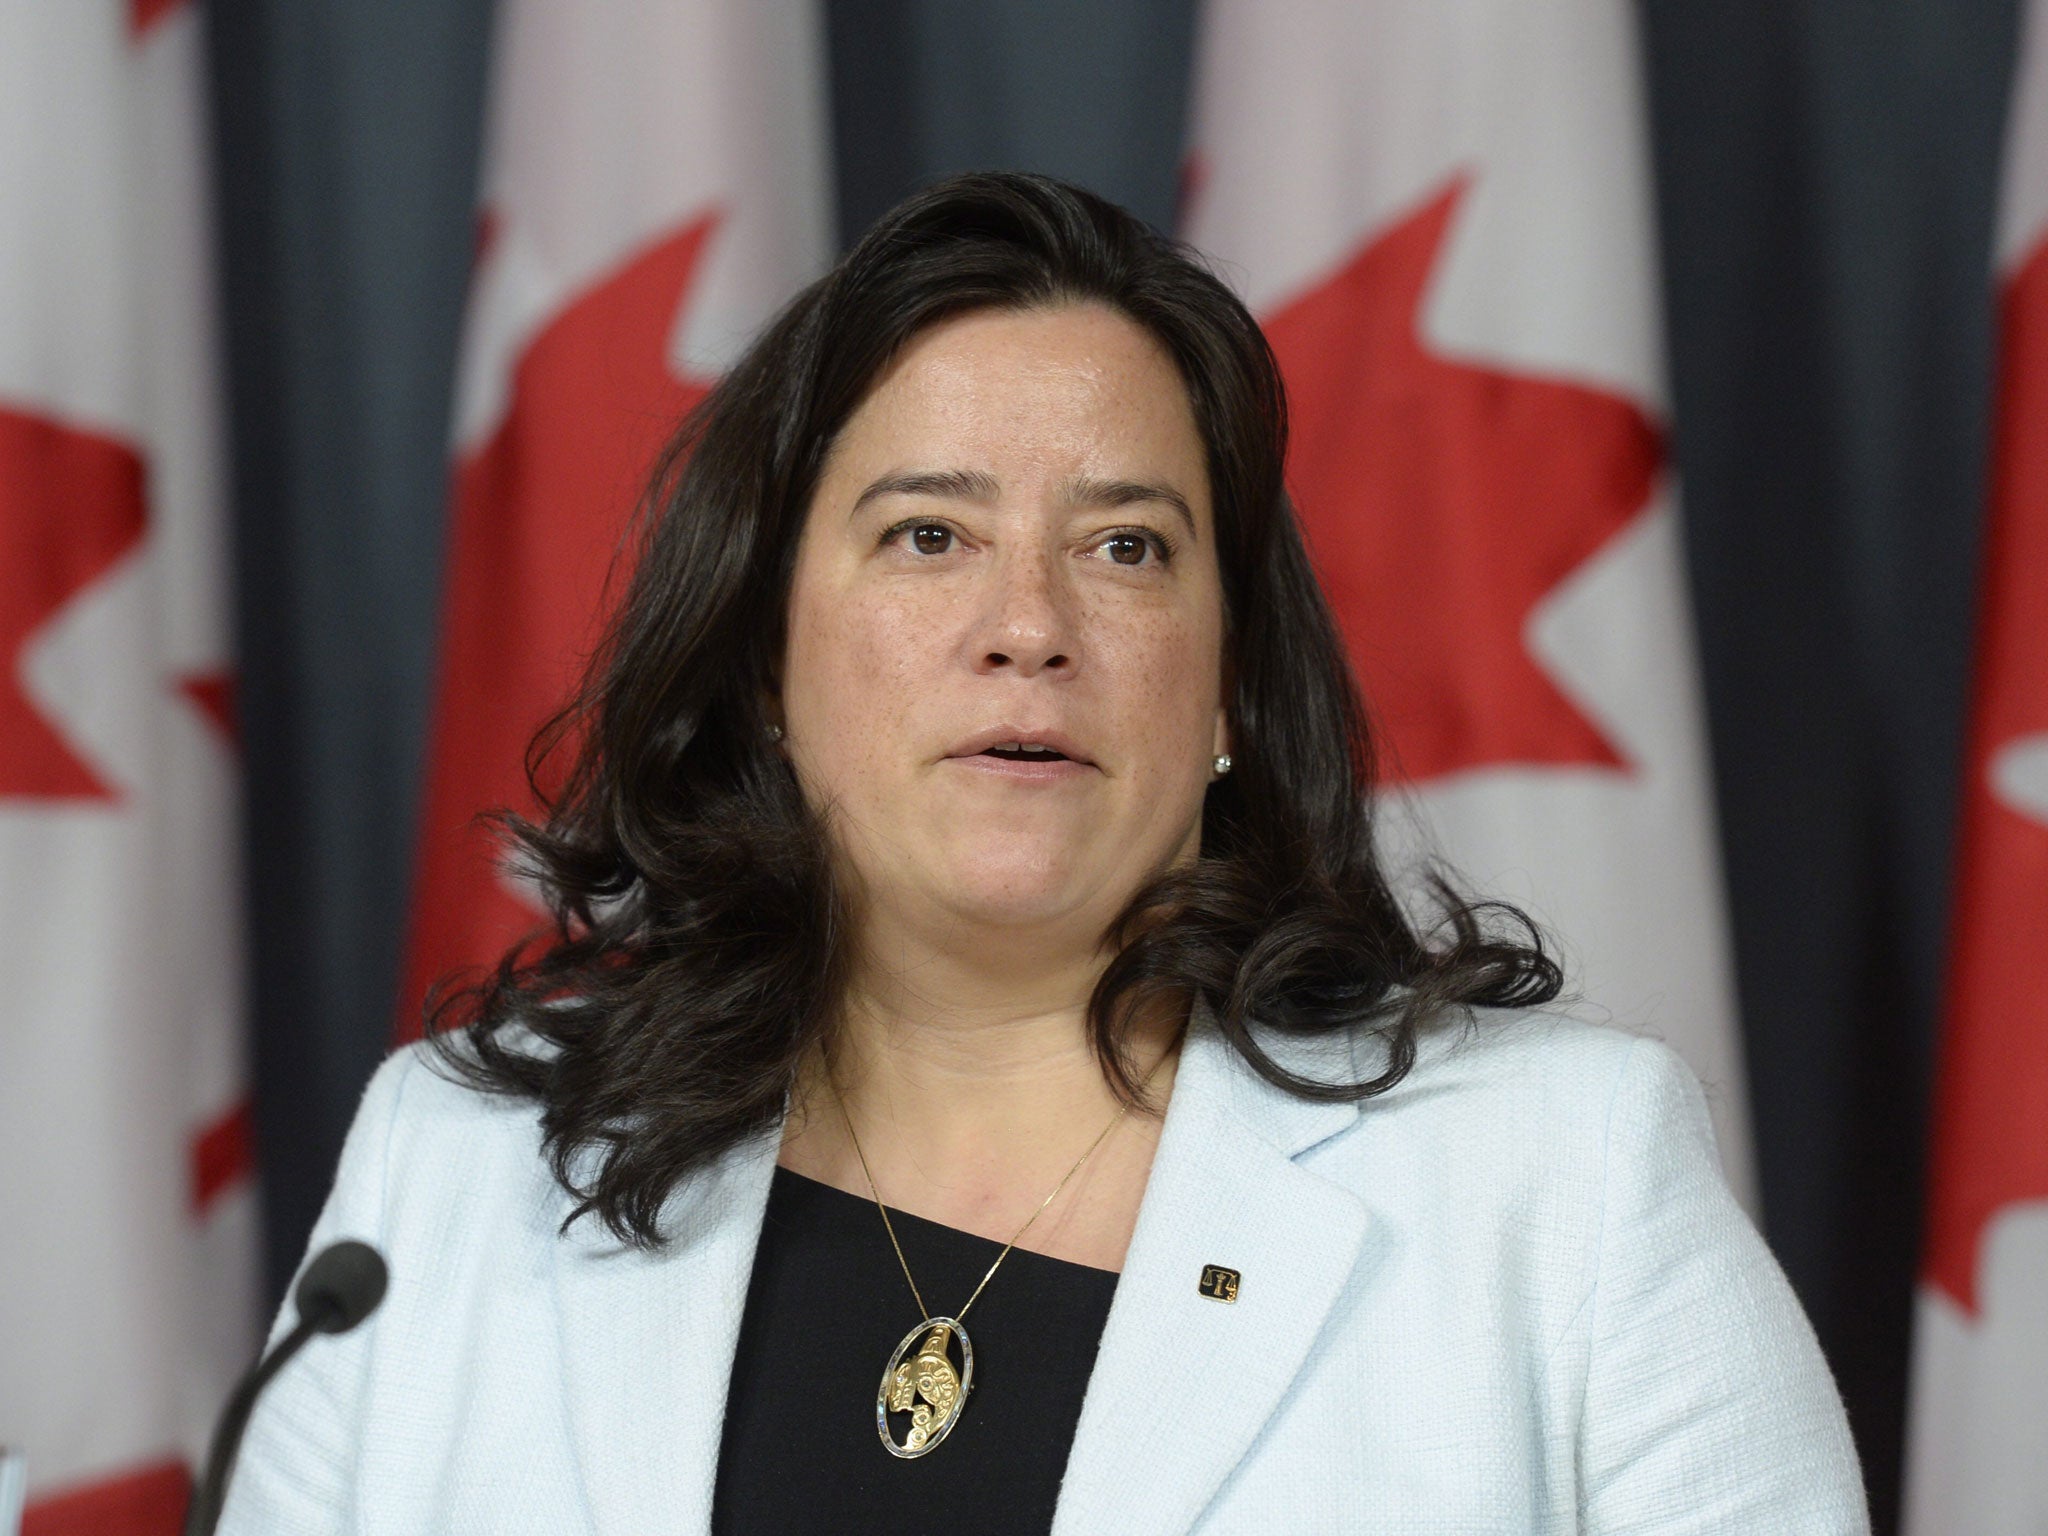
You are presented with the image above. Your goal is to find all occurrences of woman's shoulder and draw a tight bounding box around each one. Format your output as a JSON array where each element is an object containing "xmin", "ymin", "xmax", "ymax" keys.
[
  {"xmin": 1417, "ymin": 1000, "xmax": 1686, "ymax": 1076},
  {"xmin": 1423, "ymin": 1007, "xmax": 1735, "ymax": 1200},
  {"xmin": 321, "ymin": 1028, "xmax": 568, "ymax": 1246},
  {"xmin": 355, "ymin": 1030, "xmax": 553, "ymax": 1143},
  {"xmin": 1295, "ymin": 1001, "xmax": 1719, "ymax": 1140},
  {"xmin": 1279, "ymin": 1003, "xmax": 1737, "ymax": 1238}
]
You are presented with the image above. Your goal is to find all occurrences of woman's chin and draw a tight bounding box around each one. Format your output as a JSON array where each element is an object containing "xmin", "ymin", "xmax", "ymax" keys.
[{"xmin": 918, "ymin": 858, "xmax": 1120, "ymax": 936}]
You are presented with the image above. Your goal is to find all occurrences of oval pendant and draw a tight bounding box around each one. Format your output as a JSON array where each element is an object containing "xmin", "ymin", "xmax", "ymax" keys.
[{"xmin": 876, "ymin": 1316, "xmax": 974, "ymax": 1458}]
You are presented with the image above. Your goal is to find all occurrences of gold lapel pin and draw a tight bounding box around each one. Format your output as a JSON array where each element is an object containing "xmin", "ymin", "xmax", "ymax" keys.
[{"xmin": 1197, "ymin": 1264, "xmax": 1241, "ymax": 1303}]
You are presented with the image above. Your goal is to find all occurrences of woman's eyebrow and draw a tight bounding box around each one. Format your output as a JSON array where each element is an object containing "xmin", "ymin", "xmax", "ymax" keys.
[
  {"xmin": 1058, "ymin": 474, "xmax": 1197, "ymax": 539},
  {"xmin": 848, "ymin": 467, "xmax": 1197, "ymax": 541},
  {"xmin": 850, "ymin": 467, "xmax": 1001, "ymax": 516}
]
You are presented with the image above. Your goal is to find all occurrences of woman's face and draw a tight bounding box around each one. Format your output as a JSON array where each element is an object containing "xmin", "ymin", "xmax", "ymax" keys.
[{"xmin": 780, "ymin": 302, "xmax": 1230, "ymax": 951}]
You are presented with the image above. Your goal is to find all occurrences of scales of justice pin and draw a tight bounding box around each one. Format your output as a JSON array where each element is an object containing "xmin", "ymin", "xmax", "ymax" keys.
[{"xmin": 877, "ymin": 1317, "xmax": 974, "ymax": 1457}]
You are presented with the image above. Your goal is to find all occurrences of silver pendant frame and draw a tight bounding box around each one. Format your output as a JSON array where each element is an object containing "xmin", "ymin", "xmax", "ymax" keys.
[{"xmin": 875, "ymin": 1315, "xmax": 975, "ymax": 1458}]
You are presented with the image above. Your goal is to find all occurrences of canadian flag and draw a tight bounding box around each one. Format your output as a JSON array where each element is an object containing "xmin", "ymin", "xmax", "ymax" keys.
[
  {"xmin": 1184, "ymin": 0, "xmax": 1752, "ymax": 1191},
  {"xmin": 396, "ymin": 1, "xmax": 833, "ymax": 1037},
  {"xmin": 1902, "ymin": 0, "xmax": 2048, "ymax": 1526},
  {"xmin": 0, "ymin": 2, "xmax": 256, "ymax": 1531}
]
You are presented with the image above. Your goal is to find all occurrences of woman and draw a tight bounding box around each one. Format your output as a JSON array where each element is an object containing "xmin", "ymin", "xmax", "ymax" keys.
[{"xmin": 221, "ymin": 172, "xmax": 1867, "ymax": 1533}]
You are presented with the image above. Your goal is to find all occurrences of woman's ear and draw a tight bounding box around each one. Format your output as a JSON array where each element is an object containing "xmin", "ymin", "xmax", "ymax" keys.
[{"xmin": 1211, "ymin": 705, "xmax": 1231, "ymax": 764}]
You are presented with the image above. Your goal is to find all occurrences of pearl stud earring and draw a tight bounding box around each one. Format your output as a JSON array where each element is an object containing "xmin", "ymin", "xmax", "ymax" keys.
[
  {"xmin": 766, "ymin": 723, "xmax": 784, "ymax": 743},
  {"xmin": 1212, "ymin": 754, "xmax": 1233, "ymax": 776}
]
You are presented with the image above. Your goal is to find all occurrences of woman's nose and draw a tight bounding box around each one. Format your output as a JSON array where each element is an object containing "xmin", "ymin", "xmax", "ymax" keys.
[{"xmin": 973, "ymin": 547, "xmax": 1077, "ymax": 677}]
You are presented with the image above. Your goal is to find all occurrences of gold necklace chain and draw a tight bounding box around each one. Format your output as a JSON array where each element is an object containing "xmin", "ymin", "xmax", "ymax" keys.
[{"xmin": 826, "ymin": 1070, "xmax": 1135, "ymax": 1327}]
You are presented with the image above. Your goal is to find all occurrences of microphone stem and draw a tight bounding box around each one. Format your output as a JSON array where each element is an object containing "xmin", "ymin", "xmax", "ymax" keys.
[{"xmin": 182, "ymin": 1314, "xmax": 320, "ymax": 1536}]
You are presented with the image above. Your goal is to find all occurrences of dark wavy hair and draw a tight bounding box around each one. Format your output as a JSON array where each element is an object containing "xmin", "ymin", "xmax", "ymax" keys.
[{"xmin": 427, "ymin": 170, "xmax": 1561, "ymax": 1246}]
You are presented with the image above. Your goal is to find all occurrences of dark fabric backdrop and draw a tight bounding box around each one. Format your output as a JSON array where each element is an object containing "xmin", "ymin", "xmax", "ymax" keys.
[{"xmin": 205, "ymin": 2, "xmax": 2017, "ymax": 1527}]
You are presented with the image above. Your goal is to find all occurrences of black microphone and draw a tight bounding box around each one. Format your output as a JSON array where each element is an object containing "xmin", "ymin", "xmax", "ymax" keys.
[{"xmin": 182, "ymin": 1240, "xmax": 389, "ymax": 1536}]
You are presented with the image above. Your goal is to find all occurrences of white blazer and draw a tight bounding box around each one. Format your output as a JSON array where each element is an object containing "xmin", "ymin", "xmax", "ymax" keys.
[{"xmin": 218, "ymin": 1006, "xmax": 1869, "ymax": 1534}]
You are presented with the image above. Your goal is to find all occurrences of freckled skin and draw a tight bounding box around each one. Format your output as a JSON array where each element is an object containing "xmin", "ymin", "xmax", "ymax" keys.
[{"xmin": 780, "ymin": 303, "xmax": 1230, "ymax": 958}]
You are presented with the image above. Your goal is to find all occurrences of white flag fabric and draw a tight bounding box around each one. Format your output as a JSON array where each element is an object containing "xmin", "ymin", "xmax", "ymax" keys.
[
  {"xmin": 0, "ymin": 2, "xmax": 256, "ymax": 1529},
  {"xmin": 1183, "ymin": 0, "xmax": 1752, "ymax": 1196},
  {"xmin": 397, "ymin": 0, "xmax": 833, "ymax": 1037},
  {"xmin": 1903, "ymin": 0, "xmax": 2048, "ymax": 1526}
]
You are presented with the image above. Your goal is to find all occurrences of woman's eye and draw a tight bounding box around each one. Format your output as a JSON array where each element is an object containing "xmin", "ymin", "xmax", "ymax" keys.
[
  {"xmin": 1100, "ymin": 532, "xmax": 1158, "ymax": 566},
  {"xmin": 909, "ymin": 524, "xmax": 953, "ymax": 555}
]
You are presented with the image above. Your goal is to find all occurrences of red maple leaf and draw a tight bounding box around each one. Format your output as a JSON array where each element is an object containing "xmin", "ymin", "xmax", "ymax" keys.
[
  {"xmin": 22, "ymin": 1458, "xmax": 190, "ymax": 1536},
  {"xmin": 395, "ymin": 212, "xmax": 720, "ymax": 1040},
  {"xmin": 189, "ymin": 1094, "xmax": 254, "ymax": 1214},
  {"xmin": 0, "ymin": 404, "xmax": 147, "ymax": 800},
  {"xmin": 129, "ymin": 0, "xmax": 187, "ymax": 38},
  {"xmin": 176, "ymin": 670, "xmax": 238, "ymax": 745},
  {"xmin": 1922, "ymin": 233, "xmax": 2048, "ymax": 1316},
  {"xmin": 1260, "ymin": 177, "xmax": 1664, "ymax": 783}
]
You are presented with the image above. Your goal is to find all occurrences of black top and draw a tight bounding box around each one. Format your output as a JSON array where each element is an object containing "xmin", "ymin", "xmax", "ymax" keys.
[{"xmin": 711, "ymin": 1166, "xmax": 1121, "ymax": 1535}]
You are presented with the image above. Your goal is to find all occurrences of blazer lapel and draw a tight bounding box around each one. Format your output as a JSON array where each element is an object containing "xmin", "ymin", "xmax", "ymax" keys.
[
  {"xmin": 553, "ymin": 1125, "xmax": 780, "ymax": 1536},
  {"xmin": 1053, "ymin": 1011, "xmax": 1375, "ymax": 1536}
]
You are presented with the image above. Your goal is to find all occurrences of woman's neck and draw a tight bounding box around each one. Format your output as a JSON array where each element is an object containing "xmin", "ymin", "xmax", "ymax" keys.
[{"xmin": 777, "ymin": 923, "xmax": 1183, "ymax": 1264}]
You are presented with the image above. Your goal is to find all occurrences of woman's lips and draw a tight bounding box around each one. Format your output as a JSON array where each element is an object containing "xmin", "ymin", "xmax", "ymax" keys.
[
  {"xmin": 945, "ymin": 751, "xmax": 1097, "ymax": 782},
  {"xmin": 946, "ymin": 726, "xmax": 1093, "ymax": 765}
]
